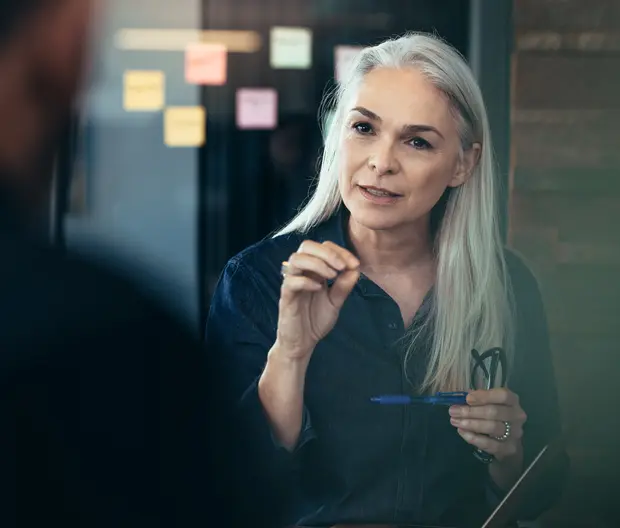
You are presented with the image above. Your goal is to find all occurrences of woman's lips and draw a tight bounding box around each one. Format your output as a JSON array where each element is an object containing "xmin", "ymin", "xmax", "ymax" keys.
[{"xmin": 358, "ymin": 185, "xmax": 402, "ymax": 205}]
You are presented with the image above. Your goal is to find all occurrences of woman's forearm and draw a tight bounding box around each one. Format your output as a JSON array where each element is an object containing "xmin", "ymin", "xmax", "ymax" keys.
[{"xmin": 258, "ymin": 341, "xmax": 312, "ymax": 451}]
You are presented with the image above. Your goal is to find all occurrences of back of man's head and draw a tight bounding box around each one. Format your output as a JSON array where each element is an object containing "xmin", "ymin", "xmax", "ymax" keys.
[{"xmin": 0, "ymin": 0, "xmax": 92, "ymax": 212}]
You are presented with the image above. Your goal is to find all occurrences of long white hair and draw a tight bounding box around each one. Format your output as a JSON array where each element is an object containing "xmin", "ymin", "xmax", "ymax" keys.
[{"xmin": 277, "ymin": 32, "xmax": 514, "ymax": 393}]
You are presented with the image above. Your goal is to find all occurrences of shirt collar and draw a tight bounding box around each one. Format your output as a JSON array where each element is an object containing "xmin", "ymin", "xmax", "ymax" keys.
[{"xmin": 314, "ymin": 205, "xmax": 353, "ymax": 251}]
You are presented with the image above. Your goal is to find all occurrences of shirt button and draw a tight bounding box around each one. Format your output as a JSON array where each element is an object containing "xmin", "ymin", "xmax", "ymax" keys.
[{"xmin": 388, "ymin": 322, "xmax": 397, "ymax": 330}]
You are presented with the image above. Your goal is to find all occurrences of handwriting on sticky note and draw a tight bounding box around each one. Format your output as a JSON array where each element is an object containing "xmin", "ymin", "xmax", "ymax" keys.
[
  {"xmin": 164, "ymin": 107, "xmax": 206, "ymax": 147},
  {"xmin": 236, "ymin": 88, "xmax": 278, "ymax": 130},
  {"xmin": 123, "ymin": 70, "xmax": 165, "ymax": 111},
  {"xmin": 185, "ymin": 43, "xmax": 227, "ymax": 85},
  {"xmin": 334, "ymin": 46, "xmax": 363, "ymax": 83},
  {"xmin": 270, "ymin": 27, "xmax": 312, "ymax": 69}
]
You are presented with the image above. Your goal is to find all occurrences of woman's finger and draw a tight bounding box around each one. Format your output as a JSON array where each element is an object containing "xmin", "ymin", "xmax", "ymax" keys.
[
  {"xmin": 328, "ymin": 269, "xmax": 360, "ymax": 309},
  {"xmin": 450, "ymin": 404, "xmax": 518, "ymax": 423},
  {"xmin": 297, "ymin": 240, "xmax": 357, "ymax": 272},
  {"xmin": 321, "ymin": 241, "xmax": 360, "ymax": 269},
  {"xmin": 287, "ymin": 252, "xmax": 340, "ymax": 280},
  {"xmin": 451, "ymin": 418, "xmax": 523, "ymax": 440},
  {"xmin": 456, "ymin": 429, "xmax": 519, "ymax": 460},
  {"xmin": 280, "ymin": 275, "xmax": 324, "ymax": 300},
  {"xmin": 467, "ymin": 388, "xmax": 519, "ymax": 407}
]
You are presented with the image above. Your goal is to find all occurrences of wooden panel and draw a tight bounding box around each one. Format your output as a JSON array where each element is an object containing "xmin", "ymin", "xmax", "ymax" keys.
[
  {"xmin": 512, "ymin": 168, "xmax": 620, "ymax": 192},
  {"xmin": 516, "ymin": 31, "xmax": 620, "ymax": 52},
  {"xmin": 545, "ymin": 296, "xmax": 619, "ymax": 334},
  {"xmin": 514, "ymin": 55, "xmax": 620, "ymax": 110},
  {"xmin": 540, "ymin": 265, "xmax": 620, "ymax": 305},
  {"xmin": 512, "ymin": 124, "xmax": 620, "ymax": 170},
  {"xmin": 510, "ymin": 191, "xmax": 620, "ymax": 244},
  {"xmin": 512, "ymin": 1, "xmax": 620, "ymax": 526},
  {"xmin": 514, "ymin": 0, "xmax": 620, "ymax": 32}
]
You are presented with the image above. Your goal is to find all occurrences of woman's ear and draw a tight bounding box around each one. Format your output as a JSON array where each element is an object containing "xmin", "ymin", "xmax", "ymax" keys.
[{"xmin": 448, "ymin": 142, "xmax": 481, "ymax": 188}]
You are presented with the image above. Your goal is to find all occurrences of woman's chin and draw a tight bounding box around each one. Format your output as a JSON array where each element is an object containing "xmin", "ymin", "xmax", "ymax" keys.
[{"xmin": 349, "ymin": 209, "xmax": 406, "ymax": 232}]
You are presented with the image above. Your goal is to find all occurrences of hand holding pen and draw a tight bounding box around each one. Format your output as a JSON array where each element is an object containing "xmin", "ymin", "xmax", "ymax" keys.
[
  {"xmin": 371, "ymin": 387, "xmax": 527, "ymax": 462},
  {"xmin": 449, "ymin": 388, "xmax": 527, "ymax": 463}
]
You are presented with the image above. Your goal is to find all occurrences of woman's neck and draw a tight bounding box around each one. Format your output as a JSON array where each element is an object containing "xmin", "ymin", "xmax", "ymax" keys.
[{"xmin": 347, "ymin": 215, "xmax": 435, "ymax": 275}]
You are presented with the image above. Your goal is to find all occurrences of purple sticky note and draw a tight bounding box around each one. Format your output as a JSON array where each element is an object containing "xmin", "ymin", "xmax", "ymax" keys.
[
  {"xmin": 236, "ymin": 88, "xmax": 278, "ymax": 130},
  {"xmin": 334, "ymin": 45, "xmax": 363, "ymax": 83}
]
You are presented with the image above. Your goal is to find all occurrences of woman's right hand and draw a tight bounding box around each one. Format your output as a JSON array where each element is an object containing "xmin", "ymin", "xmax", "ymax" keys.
[{"xmin": 275, "ymin": 240, "xmax": 360, "ymax": 361}]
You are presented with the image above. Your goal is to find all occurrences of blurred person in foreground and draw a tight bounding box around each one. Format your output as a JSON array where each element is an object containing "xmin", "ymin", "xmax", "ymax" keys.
[
  {"xmin": 0, "ymin": 1, "xmax": 249, "ymax": 526},
  {"xmin": 206, "ymin": 33, "xmax": 569, "ymax": 527}
]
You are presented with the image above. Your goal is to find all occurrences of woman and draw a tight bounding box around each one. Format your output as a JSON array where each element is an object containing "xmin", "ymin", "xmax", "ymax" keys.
[{"xmin": 206, "ymin": 33, "xmax": 567, "ymax": 527}]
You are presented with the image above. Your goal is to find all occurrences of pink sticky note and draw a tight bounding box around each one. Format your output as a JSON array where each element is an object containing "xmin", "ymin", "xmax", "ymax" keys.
[
  {"xmin": 335, "ymin": 45, "xmax": 363, "ymax": 83},
  {"xmin": 236, "ymin": 88, "xmax": 278, "ymax": 130},
  {"xmin": 185, "ymin": 43, "xmax": 227, "ymax": 85}
]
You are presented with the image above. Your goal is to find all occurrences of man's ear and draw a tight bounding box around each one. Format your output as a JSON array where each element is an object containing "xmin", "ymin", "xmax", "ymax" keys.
[{"xmin": 448, "ymin": 142, "xmax": 481, "ymax": 188}]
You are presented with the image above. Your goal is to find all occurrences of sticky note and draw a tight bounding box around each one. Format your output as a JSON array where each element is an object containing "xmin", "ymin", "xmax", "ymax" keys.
[
  {"xmin": 164, "ymin": 107, "xmax": 206, "ymax": 147},
  {"xmin": 270, "ymin": 27, "xmax": 312, "ymax": 69},
  {"xmin": 334, "ymin": 46, "xmax": 363, "ymax": 83},
  {"xmin": 123, "ymin": 70, "xmax": 165, "ymax": 111},
  {"xmin": 185, "ymin": 43, "xmax": 227, "ymax": 85},
  {"xmin": 236, "ymin": 88, "xmax": 278, "ymax": 130}
]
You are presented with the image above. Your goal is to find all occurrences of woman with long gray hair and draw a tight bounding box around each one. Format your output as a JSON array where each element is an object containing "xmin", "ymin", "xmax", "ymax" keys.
[{"xmin": 206, "ymin": 32, "xmax": 567, "ymax": 527}]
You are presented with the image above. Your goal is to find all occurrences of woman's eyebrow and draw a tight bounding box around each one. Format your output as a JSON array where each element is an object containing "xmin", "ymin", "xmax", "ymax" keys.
[
  {"xmin": 401, "ymin": 124, "xmax": 444, "ymax": 140},
  {"xmin": 350, "ymin": 106, "xmax": 381, "ymax": 121},
  {"xmin": 350, "ymin": 106, "xmax": 444, "ymax": 139}
]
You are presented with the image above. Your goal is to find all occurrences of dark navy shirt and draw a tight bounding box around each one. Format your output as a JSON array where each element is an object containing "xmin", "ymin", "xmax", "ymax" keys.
[{"xmin": 206, "ymin": 208, "xmax": 568, "ymax": 528}]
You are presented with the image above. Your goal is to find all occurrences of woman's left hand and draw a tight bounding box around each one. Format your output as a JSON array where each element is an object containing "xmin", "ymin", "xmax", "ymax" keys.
[{"xmin": 449, "ymin": 388, "xmax": 527, "ymax": 462}]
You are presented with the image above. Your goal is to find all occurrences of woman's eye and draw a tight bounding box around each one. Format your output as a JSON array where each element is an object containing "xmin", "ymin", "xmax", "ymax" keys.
[
  {"xmin": 353, "ymin": 122, "xmax": 373, "ymax": 134},
  {"xmin": 409, "ymin": 137, "xmax": 432, "ymax": 150}
]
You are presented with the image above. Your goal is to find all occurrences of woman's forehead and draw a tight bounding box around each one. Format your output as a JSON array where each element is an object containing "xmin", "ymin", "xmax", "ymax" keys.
[{"xmin": 351, "ymin": 67, "xmax": 454, "ymax": 129}]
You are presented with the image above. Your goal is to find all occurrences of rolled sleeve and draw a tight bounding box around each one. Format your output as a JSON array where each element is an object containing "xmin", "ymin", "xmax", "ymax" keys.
[
  {"xmin": 240, "ymin": 379, "xmax": 316, "ymax": 462},
  {"xmin": 205, "ymin": 257, "xmax": 317, "ymax": 481}
]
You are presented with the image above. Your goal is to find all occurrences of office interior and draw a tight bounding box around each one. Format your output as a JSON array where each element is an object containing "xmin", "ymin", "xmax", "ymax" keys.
[{"xmin": 49, "ymin": 1, "xmax": 619, "ymax": 526}]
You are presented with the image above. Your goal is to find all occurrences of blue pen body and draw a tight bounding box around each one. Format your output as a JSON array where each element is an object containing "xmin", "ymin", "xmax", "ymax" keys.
[{"xmin": 370, "ymin": 391, "xmax": 468, "ymax": 406}]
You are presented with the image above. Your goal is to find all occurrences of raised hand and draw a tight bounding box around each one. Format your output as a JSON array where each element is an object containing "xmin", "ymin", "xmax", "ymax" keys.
[{"xmin": 276, "ymin": 240, "xmax": 360, "ymax": 361}]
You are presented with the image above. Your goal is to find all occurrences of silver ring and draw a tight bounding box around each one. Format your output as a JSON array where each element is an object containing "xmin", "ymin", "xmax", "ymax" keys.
[
  {"xmin": 280, "ymin": 261, "xmax": 289, "ymax": 277},
  {"xmin": 493, "ymin": 421, "xmax": 511, "ymax": 442}
]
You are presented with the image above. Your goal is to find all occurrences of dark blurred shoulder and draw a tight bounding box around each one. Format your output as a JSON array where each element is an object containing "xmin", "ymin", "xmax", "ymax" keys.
[{"xmin": 0, "ymin": 232, "xmax": 195, "ymax": 363}]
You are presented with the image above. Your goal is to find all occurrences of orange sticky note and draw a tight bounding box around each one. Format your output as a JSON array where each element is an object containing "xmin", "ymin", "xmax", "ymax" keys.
[
  {"xmin": 185, "ymin": 43, "xmax": 227, "ymax": 85},
  {"xmin": 236, "ymin": 88, "xmax": 278, "ymax": 130},
  {"xmin": 334, "ymin": 46, "xmax": 363, "ymax": 83}
]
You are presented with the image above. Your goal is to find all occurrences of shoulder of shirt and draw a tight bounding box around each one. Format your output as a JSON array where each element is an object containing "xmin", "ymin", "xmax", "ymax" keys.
[{"xmin": 503, "ymin": 246, "xmax": 545, "ymax": 305}]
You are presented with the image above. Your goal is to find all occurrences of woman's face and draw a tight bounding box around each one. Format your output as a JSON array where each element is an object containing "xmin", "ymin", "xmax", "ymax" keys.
[{"xmin": 339, "ymin": 67, "xmax": 478, "ymax": 232}]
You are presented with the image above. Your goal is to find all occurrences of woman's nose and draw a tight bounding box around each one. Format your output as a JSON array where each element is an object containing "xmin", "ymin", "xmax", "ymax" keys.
[{"xmin": 367, "ymin": 141, "xmax": 399, "ymax": 175}]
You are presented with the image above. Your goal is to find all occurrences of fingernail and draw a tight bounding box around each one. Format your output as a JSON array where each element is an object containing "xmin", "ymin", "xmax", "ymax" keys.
[
  {"xmin": 466, "ymin": 394, "xmax": 476, "ymax": 404},
  {"xmin": 449, "ymin": 407, "xmax": 462, "ymax": 417},
  {"xmin": 450, "ymin": 418, "xmax": 461, "ymax": 427}
]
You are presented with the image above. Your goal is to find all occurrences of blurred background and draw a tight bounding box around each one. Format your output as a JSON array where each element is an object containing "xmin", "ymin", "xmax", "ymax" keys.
[{"xmin": 50, "ymin": 0, "xmax": 619, "ymax": 526}]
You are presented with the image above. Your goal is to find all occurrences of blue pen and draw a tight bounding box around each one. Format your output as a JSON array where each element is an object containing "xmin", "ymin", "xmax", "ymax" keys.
[{"xmin": 370, "ymin": 391, "xmax": 468, "ymax": 406}]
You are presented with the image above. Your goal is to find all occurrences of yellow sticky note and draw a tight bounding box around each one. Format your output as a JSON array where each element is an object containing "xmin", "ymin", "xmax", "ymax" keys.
[
  {"xmin": 185, "ymin": 43, "xmax": 227, "ymax": 85},
  {"xmin": 164, "ymin": 107, "xmax": 206, "ymax": 147},
  {"xmin": 270, "ymin": 27, "xmax": 312, "ymax": 69},
  {"xmin": 123, "ymin": 70, "xmax": 165, "ymax": 111}
]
